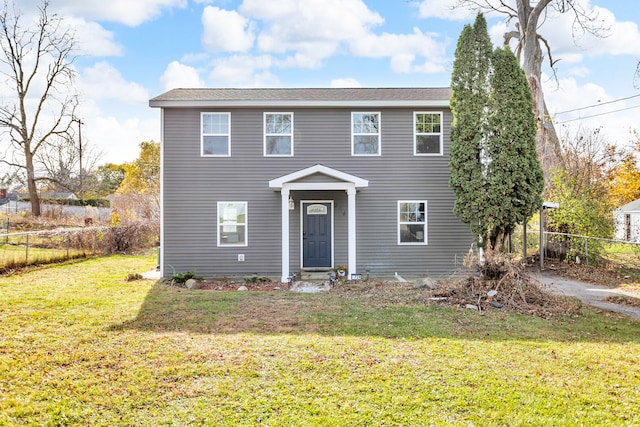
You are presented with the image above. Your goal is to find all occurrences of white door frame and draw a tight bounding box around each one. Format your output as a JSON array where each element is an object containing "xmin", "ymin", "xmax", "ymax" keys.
[{"xmin": 300, "ymin": 200, "xmax": 334, "ymax": 270}]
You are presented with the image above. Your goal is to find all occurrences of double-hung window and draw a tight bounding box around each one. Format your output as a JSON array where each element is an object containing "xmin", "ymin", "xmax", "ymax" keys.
[
  {"xmin": 217, "ymin": 202, "xmax": 247, "ymax": 247},
  {"xmin": 202, "ymin": 112, "xmax": 230, "ymax": 156},
  {"xmin": 414, "ymin": 112, "xmax": 443, "ymax": 155},
  {"xmin": 352, "ymin": 112, "xmax": 380, "ymax": 156},
  {"xmin": 264, "ymin": 112, "xmax": 293, "ymax": 156},
  {"xmin": 398, "ymin": 201, "xmax": 427, "ymax": 245}
]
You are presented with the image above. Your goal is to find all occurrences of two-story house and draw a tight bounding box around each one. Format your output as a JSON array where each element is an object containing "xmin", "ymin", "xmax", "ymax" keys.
[{"xmin": 149, "ymin": 88, "xmax": 472, "ymax": 282}]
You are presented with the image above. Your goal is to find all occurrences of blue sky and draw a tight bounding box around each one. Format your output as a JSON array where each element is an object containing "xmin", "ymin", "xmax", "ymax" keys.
[{"xmin": 10, "ymin": 0, "xmax": 640, "ymax": 163}]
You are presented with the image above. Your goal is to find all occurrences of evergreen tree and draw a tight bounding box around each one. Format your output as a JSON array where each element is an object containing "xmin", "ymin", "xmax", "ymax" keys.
[
  {"xmin": 449, "ymin": 13, "xmax": 493, "ymax": 243},
  {"xmin": 449, "ymin": 14, "xmax": 544, "ymax": 249},
  {"xmin": 484, "ymin": 46, "xmax": 544, "ymax": 248}
]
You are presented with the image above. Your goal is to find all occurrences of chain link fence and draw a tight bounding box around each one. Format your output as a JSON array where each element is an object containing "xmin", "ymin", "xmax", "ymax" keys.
[
  {"xmin": 509, "ymin": 226, "xmax": 640, "ymax": 274},
  {"xmin": 0, "ymin": 222, "xmax": 158, "ymax": 273}
]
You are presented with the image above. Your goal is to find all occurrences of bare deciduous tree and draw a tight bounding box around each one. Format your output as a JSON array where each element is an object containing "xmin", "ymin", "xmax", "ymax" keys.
[
  {"xmin": 36, "ymin": 131, "xmax": 103, "ymax": 199},
  {"xmin": 455, "ymin": 0, "xmax": 607, "ymax": 179},
  {"xmin": 0, "ymin": 0, "xmax": 78, "ymax": 215}
]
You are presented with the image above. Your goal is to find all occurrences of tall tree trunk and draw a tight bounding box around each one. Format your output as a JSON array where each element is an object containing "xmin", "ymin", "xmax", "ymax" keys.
[
  {"xmin": 25, "ymin": 150, "xmax": 41, "ymax": 217},
  {"xmin": 519, "ymin": 0, "xmax": 563, "ymax": 182}
]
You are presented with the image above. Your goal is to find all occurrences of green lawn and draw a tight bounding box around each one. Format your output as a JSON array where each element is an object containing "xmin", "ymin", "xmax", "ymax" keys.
[{"xmin": 1, "ymin": 255, "xmax": 639, "ymax": 426}]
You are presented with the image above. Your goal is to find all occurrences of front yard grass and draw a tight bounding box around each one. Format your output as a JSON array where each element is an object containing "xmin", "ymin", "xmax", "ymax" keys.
[{"xmin": 1, "ymin": 254, "xmax": 639, "ymax": 426}]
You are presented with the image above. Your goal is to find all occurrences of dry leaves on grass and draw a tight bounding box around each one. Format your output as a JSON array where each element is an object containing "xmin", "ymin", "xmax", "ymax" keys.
[
  {"xmin": 539, "ymin": 262, "xmax": 639, "ymax": 289},
  {"xmin": 604, "ymin": 295, "xmax": 640, "ymax": 308}
]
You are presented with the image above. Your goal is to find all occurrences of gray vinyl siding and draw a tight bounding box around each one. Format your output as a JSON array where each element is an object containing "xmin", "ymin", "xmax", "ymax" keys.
[{"xmin": 161, "ymin": 106, "xmax": 471, "ymax": 279}]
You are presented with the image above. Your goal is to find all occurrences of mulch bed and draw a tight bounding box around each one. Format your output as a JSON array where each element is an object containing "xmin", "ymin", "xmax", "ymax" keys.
[{"xmin": 198, "ymin": 280, "xmax": 286, "ymax": 291}]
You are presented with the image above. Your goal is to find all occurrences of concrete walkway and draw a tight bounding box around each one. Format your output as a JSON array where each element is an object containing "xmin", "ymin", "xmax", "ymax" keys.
[{"xmin": 532, "ymin": 271, "xmax": 640, "ymax": 321}]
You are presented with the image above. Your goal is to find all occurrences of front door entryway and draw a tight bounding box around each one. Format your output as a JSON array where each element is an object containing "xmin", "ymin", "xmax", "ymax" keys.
[{"xmin": 302, "ymin": 202, "xmax": 332, "ymax": 268}]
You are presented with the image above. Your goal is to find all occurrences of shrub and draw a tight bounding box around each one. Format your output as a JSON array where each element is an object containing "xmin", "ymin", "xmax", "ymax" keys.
[
  {"xmin": 105, "ymin": 222, "xmax": 158, "ymax": 254},
  {"xmin": 126, "ymin": 272, "xmax": 143, "ymax": 281},
  {"xmin": 171, "ymin": 271, "xmax": 203, "ymax": 285}
]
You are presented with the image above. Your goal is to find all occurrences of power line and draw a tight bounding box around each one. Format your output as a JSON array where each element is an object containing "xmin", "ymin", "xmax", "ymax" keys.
[
  {"xmin": 554, "ymin": 93, "xmax": 640, "ymax": 115},
  {"xmin": 555, "ymin": 103, "xmax": 640, "ymax": 124}
]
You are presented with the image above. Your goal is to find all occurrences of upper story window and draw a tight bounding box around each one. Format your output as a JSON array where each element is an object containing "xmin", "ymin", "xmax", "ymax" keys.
[
  {"xmin": 217, "ymin": 201, "xmax": 247, "ymax": 247},
  {"xmin": 414, "ymin": 112, "xmax": 443, "ymax": 156},
  {"xmin": 264, "ymin": 112, "xmax": 293, "ymax": 156},
  {"xmin": 398, "ymin": 201, "xmax": 427, "ymax": 245},
  {"xmin": 202, "ymin": 112, "xmax": 230, "ymax": 156},
  {"xmin": 352, "ymin": 112, "xmax": 380, "ymax": 156}
]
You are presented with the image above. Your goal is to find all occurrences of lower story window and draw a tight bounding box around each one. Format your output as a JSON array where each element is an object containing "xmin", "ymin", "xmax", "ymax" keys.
[
  {"xmin": 398, "ymin": 201, "xmax": 427, "ymax": 244},
  {"xmin": 218, "ymin": 201, "xmax": 247, "ymax": 246}
]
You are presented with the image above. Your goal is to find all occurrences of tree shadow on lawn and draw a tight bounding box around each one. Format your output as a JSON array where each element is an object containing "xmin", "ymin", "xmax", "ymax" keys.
[{"xmin": 111, "ymin": 281, "xmax": 640, "ymax": 343}]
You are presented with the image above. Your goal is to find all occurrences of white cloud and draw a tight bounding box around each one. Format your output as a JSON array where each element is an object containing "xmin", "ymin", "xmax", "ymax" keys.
[
  {"xmin": 542, "ymin": 3, "xmax": 640, "ymax": 60},
  {"xmin": 350, "ymin": 28, "xmax": 448, "ymax": 74},
  {"xmin": 201, "ymin": 6, "xmax": 255, "ymax": 53},
  {"xmin": 90, "ymin": 115, "xmax": 160, "ymax": 164},
  {"xmin": 330, "ymin": 78, "xmax": 362, "ymax": 88},
  {"xmin": 545, "ymin": 76, "xmax": 638, "ymax": 147},
  {"xmin": 240, "ymin": 0, "xmax": 383, "ymax": 67},
  {"xmin": 53, "ymin": 0, "xmax": 187, "ymax": 27},
  {"xmin": 208, "ymin": 55, "xmax": 279, "ymax": 87},
  {"xmin": 160, "ymin": 61, "xmax": 205, "ymax": 91},
  {"xmin": 68, "ymin": 18, "xmax": 123, "ymax": 57},
  {"xmin": 78, "ymin": 62, "xmax": 149, "ymax": 104},
  {"xmin": 485, "ymin": 1, "xmax": 640, "ymax": 65}
]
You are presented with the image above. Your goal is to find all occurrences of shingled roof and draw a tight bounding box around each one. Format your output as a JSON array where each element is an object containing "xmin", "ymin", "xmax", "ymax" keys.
[{"xmin": 149, "ymin": 87, "xmax": 451, "ymax": 108}]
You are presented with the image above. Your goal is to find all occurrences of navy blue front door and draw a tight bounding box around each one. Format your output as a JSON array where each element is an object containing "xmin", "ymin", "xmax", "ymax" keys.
[{"xmin": 302, "ymin": 202, "xmax": 332, "ymax": 268}]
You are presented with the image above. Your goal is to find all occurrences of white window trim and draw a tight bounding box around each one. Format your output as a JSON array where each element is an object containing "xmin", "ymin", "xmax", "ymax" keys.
[
  {"xmin": 351, "ymin": 111, "xmax": 381, "ymax": 156},
  {"xmin": 397, "ymin": 200, "xmax": 428, "ymax": 245},
  {"xmin": 264, "ymin": 112, "xmax": 294, "ymax": 157},
  {"xmin": 201, "ymin": 112, "xmax": 231, "ymax": 157},
  {"xmin": 413, "ymin": 111, "xmax": 443, "ymax": 156},
  {"xmin": 217, "ymin": 201, "xmax": 248, "ymax": 247}
]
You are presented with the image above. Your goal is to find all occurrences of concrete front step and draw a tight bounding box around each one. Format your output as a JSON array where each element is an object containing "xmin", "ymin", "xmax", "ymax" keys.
[{"xmin": 298, "ymin": 270, "xmax": 334, "ymax": 281}]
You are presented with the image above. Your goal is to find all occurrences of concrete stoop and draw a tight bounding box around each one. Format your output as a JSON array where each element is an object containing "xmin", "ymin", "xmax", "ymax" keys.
[
  {"xmin": 289, "ymin": 281, "xmax": 332, "ymax": 293},
  {"xmin": 298, "ymin": 270, "xmax": 334, "ymax": 281}
]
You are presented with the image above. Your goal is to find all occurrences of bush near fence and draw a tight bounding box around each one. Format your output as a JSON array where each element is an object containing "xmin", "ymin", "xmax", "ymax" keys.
[{"xmin": 0, "ymin": 221, "xmax": 158, "ymax": 273}]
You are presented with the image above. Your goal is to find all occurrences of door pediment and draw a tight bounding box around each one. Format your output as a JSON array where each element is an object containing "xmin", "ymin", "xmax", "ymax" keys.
[{"xmin": 269, "ymin": 164, "xmax": 368, "ymax": 190}]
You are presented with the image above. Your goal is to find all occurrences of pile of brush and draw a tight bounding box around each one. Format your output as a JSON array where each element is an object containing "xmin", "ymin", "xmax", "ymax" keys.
[{"xmin": 433, "ymin": 249, "xmax": 581, "ymax": 318}]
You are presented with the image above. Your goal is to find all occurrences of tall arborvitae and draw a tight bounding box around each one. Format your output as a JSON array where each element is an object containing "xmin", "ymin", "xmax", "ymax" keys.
[
  {"xmin": 449, "ymin": 13, "xmax": 493, "ymax": 244},
  {"xmin": 484, "ymin": 46, "xmax": 544, "ymax": 248},
  {"xmin": 450, "ymin": 14, "xmax": 543, "ymax": 249}
]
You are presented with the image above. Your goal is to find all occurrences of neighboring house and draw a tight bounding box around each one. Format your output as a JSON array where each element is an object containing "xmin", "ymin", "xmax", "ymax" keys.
[
  {"xmin": 149, "ymin": 88, "xmax": 472, "ymax": 281},
  {"xmin": 614, "ymin": 198, "xmax": 640, "ymax": 243},
  {"xmin": 0, "ymin": 189, "xmax": 17, "ymax": 206}
]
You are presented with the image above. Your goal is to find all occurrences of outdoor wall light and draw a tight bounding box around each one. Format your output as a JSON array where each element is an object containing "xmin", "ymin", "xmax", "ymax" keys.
[{"xmin": 289, "ymin": 196, "xmax": 295, "ymax": 210}]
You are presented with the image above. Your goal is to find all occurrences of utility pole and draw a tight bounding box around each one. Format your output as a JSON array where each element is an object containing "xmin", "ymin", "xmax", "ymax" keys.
[{"xmin": 72, "ymin": 116, "xmax": 84, "ymax": 200}]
